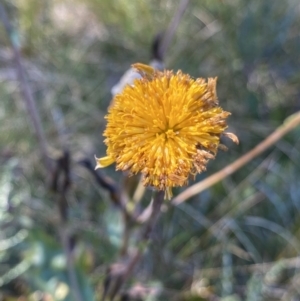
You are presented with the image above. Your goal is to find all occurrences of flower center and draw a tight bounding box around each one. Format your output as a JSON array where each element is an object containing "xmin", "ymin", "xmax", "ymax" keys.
[{"xmin": 165, "ymin": 129, "xmax": 176, "ymax": 139}]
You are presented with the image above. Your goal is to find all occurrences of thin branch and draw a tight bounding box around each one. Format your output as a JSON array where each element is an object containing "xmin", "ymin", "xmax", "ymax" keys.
[
  {"xmin": 52, "ymin": 151, "xmax": 84, "ymax": 301},
  {"xmin": 158, "ymin": 0, "xmax": 190, "ymax": 60},
  {"xmin": 0, "ymin": 3, "xmax": 50, "ymax": 170},
  {"xmin": 101, "ymin": 190, "xmax": 164, "ymax": 301},
  {"xmin": 199, "ymin": 256, "xmax": 300, "ymax": 278},
  {"xmin": 79, "ymin": 158, "xmax": 134, "ymax": 223},
  {"xmin": 140, "ymin": 190, "xmax": 164, "ymax": 240},
  {"xmin": 59, "ymin": 228, "xmax": 83, "ymax": 301},
  {"xmin": 172, "ymin": 111, "xmax": 300, "ymax": 205},
  {"xmin": 123, "ymin": 190, "xmax": 164, "ymax": 279}
]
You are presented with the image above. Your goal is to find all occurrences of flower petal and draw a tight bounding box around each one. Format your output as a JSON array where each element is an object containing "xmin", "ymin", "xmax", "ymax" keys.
[{"xmin": 95, "ymin": 155, "xmax": 115, "ymax": 169}]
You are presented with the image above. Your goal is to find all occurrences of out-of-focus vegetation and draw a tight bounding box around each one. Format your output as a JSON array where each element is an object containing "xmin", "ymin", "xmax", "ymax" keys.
[{"xmin": 1, "ymin": 0, "xmax": 300, "ymax": 300}]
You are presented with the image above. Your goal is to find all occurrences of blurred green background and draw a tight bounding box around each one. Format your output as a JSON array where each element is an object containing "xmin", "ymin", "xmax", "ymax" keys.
[{"xmin": 1, "ymin": 0, "xmax": 300, "ymax": 300}]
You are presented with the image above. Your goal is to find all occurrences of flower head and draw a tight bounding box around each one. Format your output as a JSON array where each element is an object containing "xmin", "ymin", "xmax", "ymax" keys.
[{"xmin": 96, "ymin": 63, "xmax": 238, "ymax": 199}]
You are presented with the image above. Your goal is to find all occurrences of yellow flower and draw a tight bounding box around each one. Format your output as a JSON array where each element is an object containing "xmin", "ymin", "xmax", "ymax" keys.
[{"xmin": 96, "ymin": 63, "xmax": 238, "ymax": 199}]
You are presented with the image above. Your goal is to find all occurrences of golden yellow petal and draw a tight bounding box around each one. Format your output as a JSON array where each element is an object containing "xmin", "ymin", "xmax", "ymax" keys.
[
  {"xmin": 132, "ymin": 63, "xmax": 156, "ymax": 79},
  {"xmin": 95, "ymin": 155, "xmax": 115, "ymax": 169}
]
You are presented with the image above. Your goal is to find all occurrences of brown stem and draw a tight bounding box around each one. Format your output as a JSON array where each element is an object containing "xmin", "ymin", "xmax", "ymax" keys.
[
  {"xmin": 103, "ymin": 190, "xmax": 164, "ymax": 301},
  {"xmin": 0, "ymin": 3, "xmax": 50, "ymax": 170},
  {"xmin": 172, "ymin": 111, "xmax": 300, "ymax": 205},
  {"xmin": 52, "ymin": 151, "xmax": 84, "ymax": 301},
  {"xmin": 79, "ymin": 158, "xmax": 134, "ymax": 223},
  {"xmin": 123, "ymin": 190, "xmax": 164, "ymax": 279},
  {"xmin": 59, "ymin": 227, "xmax": 83, "ymax": 301},
  {"xmin": 119, "ymin": 221, "xmax": 131, "ymax": 257}
]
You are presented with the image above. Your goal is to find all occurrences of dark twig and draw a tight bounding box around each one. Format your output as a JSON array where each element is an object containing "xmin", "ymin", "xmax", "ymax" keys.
[
  {"xmin": 51, "ymin": 150, "xmax": 71, "ymax": 220},
  {"xmin": 140, "ymin": 190, "xmax": 164, "ymax": 241},
  {"xmin": 60, "ymin": 228, "xmax": 83, "ymax": 301},
  {"xmin": 79, "ymin": 158, "xmax": 138, "ymax": 258},
  {"xmin": 123, "ymin": 190, "xmax": 164, "ymax": 278},
  {"xmin": 0, "ymin": 3, "xmax": 50, "ymax": 170},
  {"xmin": 79, "ymin": 158, "xmax": 134, "ymax": 223},
  {"xmin": 101, "ymin": 191, "xmax": 164, "ymax": 301},
  {"xmin": 123, "ymin": 190, "xmax": 164, "ymax": 283},
  {"xmin": 52, "ymin": 151, "xmax": 83, "ymax": 301},
  {"xmin": 79, "ymin": 159, "xmax": 119, "ymax": 200},
  {"xmin": 158, "ymin": 0, "xmax": 190, "ymax": 60}
]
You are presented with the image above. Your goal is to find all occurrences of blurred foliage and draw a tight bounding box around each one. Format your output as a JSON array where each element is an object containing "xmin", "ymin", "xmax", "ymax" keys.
[{"xmin": 1, "ymin": 0, "xmax": 300, "ymax": 300}]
